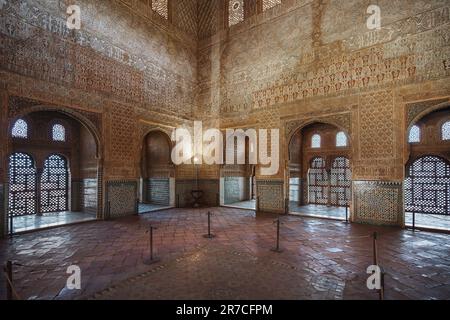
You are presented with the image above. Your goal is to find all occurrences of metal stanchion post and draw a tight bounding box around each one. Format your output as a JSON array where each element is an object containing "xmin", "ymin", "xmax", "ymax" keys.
[
  {"xmin": 380, "ymin": 270, "xmax": 385, "ymax": 301},
  {"xmin": 413, "ymin": 211, "xmax": 416, "ymax": 231},
  {"xmin": 372, "ymin": 231, "xmax": 385, "ymax": 300},
  {"xmin": 203, "ymin": 211, "xmax": 216, "ymax": 239},
  {"xmin": 9, "ymin": 213, "xmax": 13, "ymax": 237},
  {"xmin": 345, "ymin": 205, "xmax": 349, "ymax": 223},
  {"xmin": 144, "ymin": 225, "xmax": 160, "ymax": 265},
  {"xmin": 271, "ymin": 219, "xmax": 283, "ymax": 253}
]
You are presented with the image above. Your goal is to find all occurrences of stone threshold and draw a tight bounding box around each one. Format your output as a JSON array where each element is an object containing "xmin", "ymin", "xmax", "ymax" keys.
[
  {"xmin": 405, "ymin": 225, "xmax": 450, "ymax": 235},
  {"xmin": 10, "ymin": 218, "xmax": 100, "ymax": 237},
  {"xmin": 220, "ymin": 205, "xmax": 256, "ymax": 212},
  {"xmin": 288, "ymin": 212, "xmax": 347, "ymax": 222},
  {"xmin": 139, "ymin": 206, "xmax": 175, "ymax": 214}
]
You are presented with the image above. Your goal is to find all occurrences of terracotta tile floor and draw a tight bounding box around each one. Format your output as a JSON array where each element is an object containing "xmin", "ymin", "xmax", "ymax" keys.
[{"xmin": 0, "ymin": 207, "xmax": 449, "ymax": 300}]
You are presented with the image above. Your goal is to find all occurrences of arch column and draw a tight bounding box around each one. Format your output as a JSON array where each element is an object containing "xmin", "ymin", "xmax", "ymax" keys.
[
  {"xmin": 0, "ymin": 88, "xmax": 8, "ymax": 237},
  {"xmin": 35, "ymin": 167, "xmax": 43, "ymax": 216}
]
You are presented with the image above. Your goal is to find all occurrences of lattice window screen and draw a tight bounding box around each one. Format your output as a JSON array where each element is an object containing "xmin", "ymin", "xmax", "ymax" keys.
[
  {"xmin": 8, "ymin": 153, "xmax": 37, "ymax": 217},
  {"xmin": 442, "ymin": 121, "xmax": 450, "ymax": 141},
  {"xmin": 40, "ymin": 155, "xmax": 69, "ymax": 213},
  {"xmin": 408, "ymin": 125, "xmax": 420, "ymax": 143},
  {"xmin": 330, "ymin": 157, "xmax": 351, "ymax": 206},
  {"xmin": 152, "ymin": 0, "xmax": 168, "ymax": 19},
  {"xmin": 263, "ymin": 0, "xmax": 281, "ymax": 11},
  {"xmin": 311, "ymin": 134, "xmax": 321, "ymax": 148},
  {"xmin": 308, "ymin": 157, "xmax": 328, "ymax": 205},
  {"xmin": 12, "ymin": 119, "xmax": 28, "ymax": 138},
  {"xmin": 405, "ymin": 156, "xmax": 450, "ymax": 216},
  {"xmin": 52, "ymin": 124, "xmax": 66, "ymax": 142},
  {"xmin": 336, "ymin": 132, "xmax": 348, "ymax": 147},
  {"xmin": 229, "ymin": 0, "xmax": 244, "ymax": 26}
]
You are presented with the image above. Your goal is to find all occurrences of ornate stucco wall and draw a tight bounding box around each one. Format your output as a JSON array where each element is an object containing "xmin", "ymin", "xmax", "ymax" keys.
[
  {"xmin": 1, "ymin": 0, "xmax": 450, "ymax": 237},
  {"xmin": 196, "ymin": 0, "xmax": 450, "ymax": 223},
  {"xmin": 0, "ymin": 0, "xmax": 198, "ymax": 235}
]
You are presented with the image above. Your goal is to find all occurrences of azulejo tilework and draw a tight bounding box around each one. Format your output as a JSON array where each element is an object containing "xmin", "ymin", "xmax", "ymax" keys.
[
  {"xmin": 353, "ymin": 181, "xmax": 403, "ymax": 226},
  {"xmin": 257, "ymin": 180, "xmax": 284, "ymax": 213},
  {"xmin": 106, "ymin": 181, "xmax": 138, "ymax": 219}
]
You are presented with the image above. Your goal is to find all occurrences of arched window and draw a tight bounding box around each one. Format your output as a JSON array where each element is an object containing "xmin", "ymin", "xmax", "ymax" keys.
[
  {"xmin": 152, "ymin": 0, "xmax": 168, "ymax": 19},
  {"xmin": 8, "ymin": 153, "xmax": 37, "ymax": 216},
  {"xmin": 405, "ymin": 156, "xmax": 450, "ymax": 216},
  {"xmin": 12, "ymin": 119, "xmax": 28, "ymax": 138},
  {"xmin": 442, "ymin": 121, "xmax": 450, "ymax": 141},
  {"xmin": 229, "ymin": 0, "xmax": 244, "ymax": 27},
  {"xmin": 40, "ymin": 154, "xmax": 69, "ymax": 213},
  {"xmin": 330, "ymin": 157, "xmax": 351, "ymax": 206},
  {"xmin": 408, "ymin": 125, "xmax": 420, "ymax": 143},
  {"xmin": 311, "ymin": 134, "xmax": 321, "ymax": 148},
  {"xmin": 308, "ymin": 157, "xmax": 328, "ymax": 205},
  {"xmin": 52, "ymin": 124, "xmax": 66, "ymax": 142},
  {"xmin": 336, "ymin": 131, "xmax": 348, "ymax": 147},
  {"xmin": 263, "ymin": 0, "xmax": 282, "ymax": 11}
]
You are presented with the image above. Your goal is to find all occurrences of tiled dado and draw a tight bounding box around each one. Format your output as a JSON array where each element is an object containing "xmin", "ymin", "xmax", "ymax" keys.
[
  {"xmin": 353, "ymin": 181, "xmax": 403, "ymax": 226},
  {"xmin": 105, "ymin": 180, "xmax": 138, "ymax": 219},
  {"xmin": 256, "ymin": 180, "xmax": 285, "ymax": 214}
]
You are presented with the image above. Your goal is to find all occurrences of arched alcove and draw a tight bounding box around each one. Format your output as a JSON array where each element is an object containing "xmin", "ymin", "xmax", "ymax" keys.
[
  {"xmin": 7, "ymin": 110, "xmax": 101, "ymax": 234},
  {"xmin": 139, "ymin": 130, "xmax": 175, "ymax": 213},
  {"xmin": 405, "ymin": 106, "xmax": 450, "ymax": 230},
  {"xmin": 288, "ymin": 122, "xmax": 352, "ymax": 220}
]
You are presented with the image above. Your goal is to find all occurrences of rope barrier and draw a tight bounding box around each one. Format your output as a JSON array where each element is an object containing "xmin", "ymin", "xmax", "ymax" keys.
[{"xmin": 8, "ymin": 262, "xmax": 56, "ymax": 272}]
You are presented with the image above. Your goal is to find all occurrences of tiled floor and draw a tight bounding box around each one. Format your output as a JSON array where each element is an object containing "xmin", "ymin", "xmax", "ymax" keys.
[
  {"xmin": 11, "ymin": 212, "xmax": 97, "ymax": 234},
  {"xmin": 138, "ymin": 203, "xmax": 173, "ymax": 214},
  {"xmin": 0, "ymin": 207, "xmax": 449, "ymax": 300},
  {"xmin": 405, "ymin": 212, "xmax": 450, "ymax": 231},
  {"xmin": 290, "ymin": 203, "xmax": 347, "ymax": 220},
  {"xmin": 226, "ymin": 200, "xmax": 256, "ymax": 210}
]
